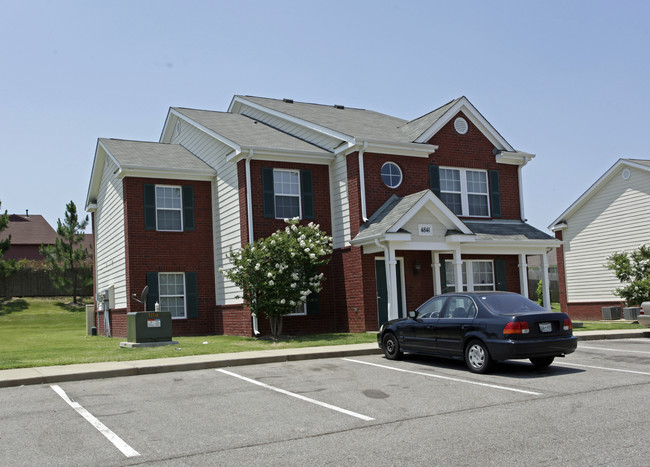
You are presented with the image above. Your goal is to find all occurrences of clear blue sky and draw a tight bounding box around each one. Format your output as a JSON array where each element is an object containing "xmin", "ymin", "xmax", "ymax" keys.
[{"xmin": 1, "ymin": 0, "xmax": 649, "ymax": 234}]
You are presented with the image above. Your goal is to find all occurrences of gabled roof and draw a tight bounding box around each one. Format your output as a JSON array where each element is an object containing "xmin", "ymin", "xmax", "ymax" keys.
[
  {"xmin": 549, "ymin": 158, "xmax": 650, "ymax": 230},
  {"xmin": 351, "ymin": 190, "xmax": 472, "ymax": 245},
  {"xmin": 86, "ymin": 139, "xmax": 216, "ymax": 210},
  {"xmin": 0, "ymin": 214, "xmax": 57, "ymax": 245}
]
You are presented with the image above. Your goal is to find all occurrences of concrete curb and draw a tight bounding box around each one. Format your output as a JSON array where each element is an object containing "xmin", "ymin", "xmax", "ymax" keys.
[{"xmin": 1, "ymin": 330, "xmax": 648, "ymax": 389}]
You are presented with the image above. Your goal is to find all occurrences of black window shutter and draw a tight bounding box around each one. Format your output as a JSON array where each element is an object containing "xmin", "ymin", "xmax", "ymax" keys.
[
  {"xmin": 182, "ymin": 186, "xmax": 195, "ymax": 231},
  {"xmin": 146, "ymin": 272, "xmax": 159, "ymax": 311},
  {"xmin": 495, "ymin": 259, "xmax": 507, "ymax": 291},
  {"xmin": 144, "ymin": 184, "xmax": 156, "ymax": 230},
  {"xmin": 429, "ymin": 165, "xmax": 441, "ymax": 197},
  {"xmin": 262, "ymin": 167, "xmax": 275, "ymax": 218},
  {"xmin": 301, "ymin": 170, "xmax": 314, "ymax": 219},
  {"xmin": 489, "ymin": 170, "xmax": 502, "ymax": 218},
  {"xmin": 185, "ymin": 272, "xmax": 198, "ymax": 318},
  {"xmin": 307, "ymin": 292, "xmax": 319, "ymax": 315}
]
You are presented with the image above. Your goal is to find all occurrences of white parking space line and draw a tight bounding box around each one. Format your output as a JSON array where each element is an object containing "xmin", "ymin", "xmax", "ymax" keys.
[
  {"xmin": 216, "ymin": 369, "xmax": 374, "ymax": 421},
  {"xmin": 557, "ymin": 362, "xmax": 650, "ymax": 376},
  {"xmin": 580, "ymin": 345, "xmax": 650, "ymax": 355},
  {"xmin": 50, "ymin": 385, "xmax": 140, "ymax": 458},
  {"xmin": 343, "ymin": 358, "xmax": 542, "ymax": 396}
]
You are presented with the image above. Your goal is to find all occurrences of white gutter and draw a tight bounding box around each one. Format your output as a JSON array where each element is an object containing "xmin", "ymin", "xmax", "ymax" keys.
[
  {"xmin": 517, "ymin": 154, "xmax": 534, "ymax": 221},
  {"xmin": 359, "ymin": 142, "xmax": 369, "ymax": 222},
  {"xmin": 246, "ymin": 149, "xmax": 254, "ymax": 243}
]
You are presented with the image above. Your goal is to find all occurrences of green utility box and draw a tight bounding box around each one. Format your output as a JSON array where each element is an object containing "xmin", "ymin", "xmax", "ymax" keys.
[{"xmin": 126, "ymin": 311, "xmax": 173, "ymax": 343}]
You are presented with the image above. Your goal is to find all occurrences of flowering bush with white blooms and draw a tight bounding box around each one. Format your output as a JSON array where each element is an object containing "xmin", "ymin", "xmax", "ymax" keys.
[{"xmin": 220, "ymin": 218, "xmax": 332, "ymax": 338}]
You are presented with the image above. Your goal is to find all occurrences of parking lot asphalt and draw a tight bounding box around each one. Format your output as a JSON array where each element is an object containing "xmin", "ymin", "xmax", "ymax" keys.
[{"xmin": 1, "ymin": 329, "xmax": 648, "ymax": 388}]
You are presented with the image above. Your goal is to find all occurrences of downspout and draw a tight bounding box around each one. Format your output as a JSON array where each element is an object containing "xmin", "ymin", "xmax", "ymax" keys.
[
  {"xmin": 359, "ymin": 142, "xmax": 369, "ymax": 222},
  {"xmin": 246, "ymin": 149, "xmax": 260, "ymax": 336},
  {"xmin": 518, "ymin": 156, "xmax": 531, "ymax": 221}
]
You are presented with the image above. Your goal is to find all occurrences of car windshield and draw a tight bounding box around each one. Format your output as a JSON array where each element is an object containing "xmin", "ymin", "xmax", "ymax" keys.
[{"xmin": 479, "ymin": 294, "xmax": 546, "ymax": 315}]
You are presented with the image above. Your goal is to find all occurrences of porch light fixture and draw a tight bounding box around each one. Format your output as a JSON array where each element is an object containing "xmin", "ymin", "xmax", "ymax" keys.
[{"xmin": 413, "ymin": 260, "xmax": 421, "ymax": 275}]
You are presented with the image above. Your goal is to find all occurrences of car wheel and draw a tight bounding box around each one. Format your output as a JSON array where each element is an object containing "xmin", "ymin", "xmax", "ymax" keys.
[
  {"xmin": 382, "ymin": 332, "xmax": 403, "ymax": 360},
  {"xmin": 530, "ymin": 356, "xmax": 555, "ymax": 369},
  {"xmin": 465, "ymin": 340, "xmax": 492, "ymax": 374}
]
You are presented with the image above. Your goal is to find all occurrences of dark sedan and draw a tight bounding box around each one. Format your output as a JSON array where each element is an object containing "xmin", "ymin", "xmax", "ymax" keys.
[{"xmin": 377, "ymin": 291, "xmax": 577, "ymax": 373}]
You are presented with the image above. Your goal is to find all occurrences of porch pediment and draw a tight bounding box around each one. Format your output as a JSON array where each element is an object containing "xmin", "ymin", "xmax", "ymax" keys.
[{"xmin": 351, "ymin": 190, "xmax": 473, "ymax": 248}]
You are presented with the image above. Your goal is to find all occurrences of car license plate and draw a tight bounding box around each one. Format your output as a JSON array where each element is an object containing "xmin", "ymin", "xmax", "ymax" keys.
[{"xmin": 539, "ymin": 322, "xmax": 552, "ymax": 333}]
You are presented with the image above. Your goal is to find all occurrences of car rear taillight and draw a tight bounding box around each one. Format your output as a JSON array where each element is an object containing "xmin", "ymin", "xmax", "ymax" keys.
[
  {"xmin": 563, "ymin": 318, "xmax": 573, "ymax": 331},
  {"xmin": 503, "ymin": 321, "xmax": 530, "ymax": 334}
]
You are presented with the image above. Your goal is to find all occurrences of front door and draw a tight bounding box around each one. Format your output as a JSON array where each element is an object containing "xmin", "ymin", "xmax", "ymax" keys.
[{"xmin": 376, "ymin": 259, "xmax": 404, "ymax": 326}]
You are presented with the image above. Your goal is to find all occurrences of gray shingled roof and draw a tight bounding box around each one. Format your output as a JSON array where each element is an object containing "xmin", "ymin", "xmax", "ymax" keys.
[
  {"xmin": 239, "ymin": 96, "xmax": 414, "ymax": 142},
  {"xmin": 626, "ymin": 158, "xmax": 650, "ymax": 168},
  {"xmin": 99, "ymin": 139, "xmax": 215, "ymax": 173},
  {"xmin": 464, "ymin": 220, "xmax": 555, "ymax": 241},
  {"xmin": 353, "ymin": 191, "xmax": 554, "ymax": 244},
  {"xmin": 398, "ymin": 98, "xmax": 462, "ymax": 142},
  {"xmin": 173, "ymin": 108, "xmax": 331, "ymax": 154},
  {"xmin": 354, "ymin": 191, "xmax": 431, "ymax": 242}
]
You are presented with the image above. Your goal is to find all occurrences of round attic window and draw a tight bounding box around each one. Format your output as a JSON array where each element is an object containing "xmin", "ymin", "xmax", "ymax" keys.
[
  {"xmin": 622, "ymin": 168, "xmax": 631, "ymax": 180},
  {"xmin": 381, "ymin": 162, "xmax": 403, "ymax": 188},
  {"xmin": 454, "ymin": 117, "xmax": 468, "ymax": 135}
]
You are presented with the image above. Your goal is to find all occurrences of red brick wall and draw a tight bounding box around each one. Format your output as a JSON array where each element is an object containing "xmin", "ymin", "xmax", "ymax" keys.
[
  {"xmin": 564, "ymin": 301, "xmax": 625, "ymax": 321},
  {"xmin": 119, "ymin": 177, "xmax": 217, "ymax": 337},
  {"xmin": 426, "ymin": 111, "xmax": 521, "ymax": 220}
]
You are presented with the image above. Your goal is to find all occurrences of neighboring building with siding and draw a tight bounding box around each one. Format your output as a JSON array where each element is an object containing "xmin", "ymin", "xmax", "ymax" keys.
[
  {"xmin": 86, "ymin": 95, "xmax": 558, "ymax": 337},
  {"xmin": 550, "ymin": 159, "xmax": 650, "ymax": 320}
]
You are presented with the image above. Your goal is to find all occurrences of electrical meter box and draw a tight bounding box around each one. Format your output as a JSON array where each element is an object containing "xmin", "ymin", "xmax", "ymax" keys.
[{"xmin": 126, "ymin": 311, "xmax": 173, "ymax": 343}]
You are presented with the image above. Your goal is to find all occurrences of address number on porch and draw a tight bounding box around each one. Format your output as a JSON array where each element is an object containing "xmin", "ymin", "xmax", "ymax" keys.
[{"xmin": 418, "ymin": 224, "xmax": 433, "ymax": 236}]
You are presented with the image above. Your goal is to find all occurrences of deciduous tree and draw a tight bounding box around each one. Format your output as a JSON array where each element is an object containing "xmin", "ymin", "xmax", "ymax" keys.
[{"xmin": 606, "ymin": 244, "xmax": 650, "ymax": 305}]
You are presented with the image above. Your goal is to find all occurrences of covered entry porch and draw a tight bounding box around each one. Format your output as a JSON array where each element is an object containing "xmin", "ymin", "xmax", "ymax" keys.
[{"xmin": 351, "ymin": 190, "xmax": 560, "ymax": 325}]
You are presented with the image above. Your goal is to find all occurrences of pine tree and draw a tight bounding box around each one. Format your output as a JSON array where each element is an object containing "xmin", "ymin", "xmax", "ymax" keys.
[
  {"xmin": 0, "ymin": 200, "xmax": 17, "ymax": 298},
  {"xmin": 40, "ymin": 201, "xmax": 92, "ymax": 304}
]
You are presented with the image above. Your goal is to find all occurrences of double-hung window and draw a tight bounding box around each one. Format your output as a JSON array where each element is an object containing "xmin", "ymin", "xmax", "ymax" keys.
[
  {"xmin": 156, "ymin": 186, "xmax": 183, "ymax": 231},
  {"xmin": 158, "ymin": 272, "xmax": 186, "ymax": 319},
  {"xmin": 273, "ymin": 169, "xmax": 301, "ymax": 219},
  {"xmin": 439, "ymin": 168, "xmax": 489, "ymax": 217},
  {"xmin": 444, "ymin": 260, "xmax": 495, "ymax": 292}
]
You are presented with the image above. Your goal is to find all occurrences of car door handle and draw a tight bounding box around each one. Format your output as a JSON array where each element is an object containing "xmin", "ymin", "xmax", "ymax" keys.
[{"xmin": 461, "ymin": 325, "xmax": 470, "ymax": 330}]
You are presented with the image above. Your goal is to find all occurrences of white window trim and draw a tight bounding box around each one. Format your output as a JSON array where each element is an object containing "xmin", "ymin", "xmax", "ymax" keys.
[
  {"xmin": 381, "ymin": 162, "xmax": 403, "ymax": 189},
  {"xmin": 158, "ymin": 272, "xmax": 187, "ymax": 319},
  {"xmin": 273, "ymin": 168, "xmax": 302, "ymax": 220},
  {"xmin": 155, "ymin": 185, "xmax": 184, "ymax": 232},
  {"xmin": 287, "ymin": 302, "xmax": 307, "ymax": 316},
  {"xmin": 440, "ymin": 167, "xmax": 490, "ymax": 218},
  {"xmin": 445, "ymin": 260, "xmax": 495, "ymax": 292}
]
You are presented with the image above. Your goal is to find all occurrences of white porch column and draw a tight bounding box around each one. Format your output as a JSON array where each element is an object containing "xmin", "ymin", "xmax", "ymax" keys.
[
  {"xmin": 432, "ymin": 252, "xmax": 442, "ymax": 296},
  {"xmin": 386, "ymin": 244, "xmax": 399, "ymax": 321},
  {"xmin": 518, "ymin": 253, "xmax": 529, "ymax": 298},
  {"xmin": 453, "ymin": 246, "xmax": 463, "ymax": 292},
  {"xmin": 541, "ymin": 252, "xmax": 551, "ymax": 310}
]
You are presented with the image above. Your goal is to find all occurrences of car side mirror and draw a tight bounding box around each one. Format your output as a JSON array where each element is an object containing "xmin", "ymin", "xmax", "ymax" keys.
[{"xmin": 408, "ymin": 310, "xmax": 418, "ymax": 319}]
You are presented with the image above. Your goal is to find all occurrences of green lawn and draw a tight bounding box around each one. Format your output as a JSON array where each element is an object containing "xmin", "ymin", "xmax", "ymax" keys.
[
  {"xmin": 0, "ymin": 297, "xmax": 376, "ymax": 370},
  {"xmin": 0, "ymin": 297, "xmax": 644, "ymax": 370}
]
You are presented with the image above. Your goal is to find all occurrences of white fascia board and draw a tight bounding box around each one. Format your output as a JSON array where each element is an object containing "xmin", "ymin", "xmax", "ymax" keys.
[
  {"xmin": 547, "ymin": 158, "xmax": 635, "ymax": 229},
  {"xmin": 384, "ymin": 232, "xmax": 412, "ymax": 242},
  {"xmin": 462, "ymin": 240, "xmax": 560, "ymax": 256},
  {"xmin": 414, "ymin": 97, "xmax": 515, "ymax": 151},
  {"xmin": 168, "ymin": 108, "xmax": 242, "ymax": 156},
  {"xmin": 363, "ymin": 140, "xmax": 438, "ymax": 158},
  {"xmin": 231, "ymin": 96, "xmax": 355, "ymax": 147},
  {"xmin": 495, "ymin": 150, "xmax": 536, "ymax": 166},
  {"xmin": 159, "ymin": 107, "xmax": 176, "ymax": 143},
  {"xmin": 228, "ymin": 147, "xmax": 335, "ymax": 165},
  {"xmin": 445, "ymin": 234, "xmax": 476, "ymax": 243},
  {"xmin": 86, "ymin": 140, "xmax": 121, "ymax": 210},
  {"xmin": 116, "ymin": 167, "xmax": 216, "ymax": 181}
]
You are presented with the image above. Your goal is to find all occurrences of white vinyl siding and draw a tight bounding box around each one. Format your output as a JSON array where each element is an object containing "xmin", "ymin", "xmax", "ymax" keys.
[
  {"xmin": 563, "ymin": 166, "xmax": 650, "ymax": 302},
  {"xmin": 330, "ymin": 154, "xmax": 351, "ymax": 248},
  {"xmin": 94, "ymin": 157, "xmax": 127, "ymax": 308},
  {"xmin": 239, "ymin": 105, "xmax": 342, "ymax": 152},
  {"xmin": 170, "ymin": 124, "xmax": 242, "ymax": 305}
]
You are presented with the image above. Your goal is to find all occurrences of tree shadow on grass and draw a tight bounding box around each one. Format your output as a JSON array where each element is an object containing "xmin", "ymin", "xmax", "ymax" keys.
[
  {"xmin": 55, "ymin": 301, "xmax": 88, "ymax": 313},
  {"xmin": 0, "ymin": 298, "xmax": 29, "ymax": 317}
]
